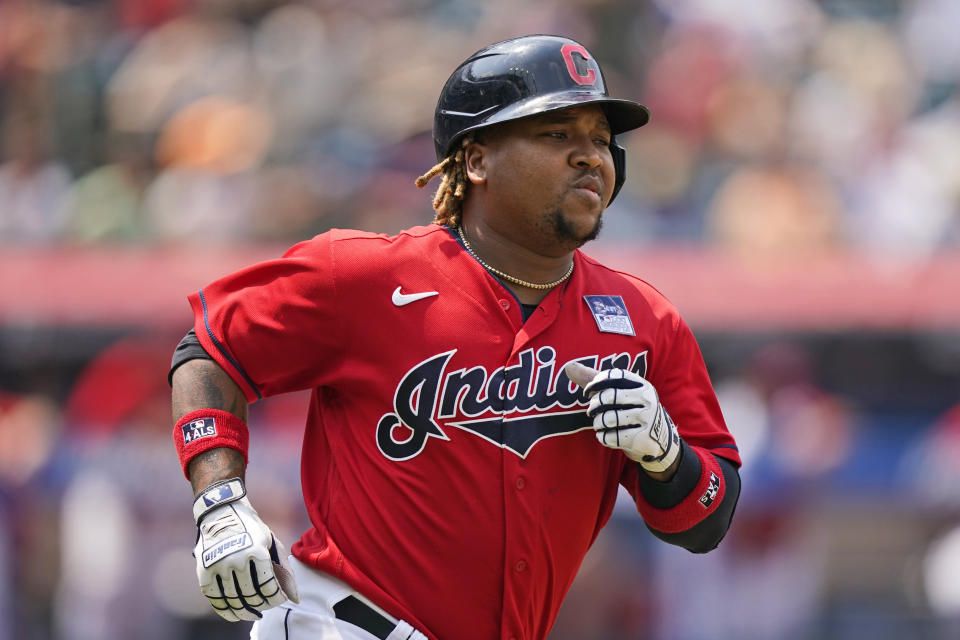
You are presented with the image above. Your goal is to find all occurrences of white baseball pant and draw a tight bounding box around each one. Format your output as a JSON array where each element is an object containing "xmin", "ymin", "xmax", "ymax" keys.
[{"xmin": 250, "ymin": 557, "xmax": 429, "ymax": 640}]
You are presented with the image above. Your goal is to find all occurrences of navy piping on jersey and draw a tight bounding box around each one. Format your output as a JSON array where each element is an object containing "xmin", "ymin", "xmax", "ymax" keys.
[
  {"xmin": 283, "ymin": 607, "xmax": 290, "ymax": 638},
  {"xmin": 199, "ymin": 288, "xmax": 263, "ymax": 400},
  {"xmin": 711, "ymin": 443, "xmax": 740, "ymax": 454}
]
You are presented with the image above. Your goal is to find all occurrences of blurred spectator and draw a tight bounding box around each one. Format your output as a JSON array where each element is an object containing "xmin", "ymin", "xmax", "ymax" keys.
[
  {"xmin": 844, "ymin": 97, "xmax": 960, "ymax": 258},
  {"xmin": 0, "ymin": 111, "xmax": 71, "ymax": 243},
  {"xmin": 0, "ymin": 505, "xmax": 8, "ymax": 640},
  {"xmin": 914, "ymin": 403, "xmax": 960, "ymax": 633},
  {"xmin": 901, "ymin": 0, "xmax": 960, "ymax": 87},
  {"xmin": 652, "ymin": 505, "xmax": 829, "ymax": 640},
  {"xmin": 0, "ymin": 0, "xmax": 954, "ymax": 249},
  {"xmin": 248, "ymin": 164, "xmax": 327, "ymax": 240},
  {"xmin": 705, "ymin": 162, "xmax": 842, "ymax": 256},
  {"xmin": 145, "ymin": 94, "xmax": 272, "ymax": 243},
  {"xmin": 641, "ymin": 24, "xmax": 739, "ymax": 147},
  {"xmin": 62, "ymin": 335, "xmax": 173, "ymax": 435},
  {"xmin": 62, "ymin": 133, "xmax": 153, "ymax": 243},
  {"xmin": 900, "ymin": 403, "xmax": 960, "ymax": 506},
  {"xmin": 732, "ymin": 341, "xmax": 855, "ymax": 479},
  {"xmin": 0, "ymin": 390, "xmax": 62, "ymax": 640},
  {"xmin": 0, "ymin": 391, "xmax": 59, "ymax": 487}
]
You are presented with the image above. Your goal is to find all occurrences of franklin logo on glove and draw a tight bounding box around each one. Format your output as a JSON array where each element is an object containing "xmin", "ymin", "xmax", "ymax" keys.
[{"xmin": 203, "ymin": 533, "xmax": 253, "ymax": 567}]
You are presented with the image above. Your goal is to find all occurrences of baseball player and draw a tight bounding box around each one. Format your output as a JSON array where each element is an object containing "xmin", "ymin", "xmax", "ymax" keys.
[{"xmin": 170, "ymin": 35, "xmax": 741, "ymax": 640}]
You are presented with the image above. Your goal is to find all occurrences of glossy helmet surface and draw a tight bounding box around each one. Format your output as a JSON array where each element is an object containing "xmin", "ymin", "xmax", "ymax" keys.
[{"xmin": 433, "ymin": 35, "xmax": 650, "ymax": 203}]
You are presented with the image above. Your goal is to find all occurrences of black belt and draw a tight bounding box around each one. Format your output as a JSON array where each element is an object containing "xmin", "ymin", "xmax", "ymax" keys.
[{"xmin": 332, "ymin": 595, "xmax": 398, "ymax": 640}]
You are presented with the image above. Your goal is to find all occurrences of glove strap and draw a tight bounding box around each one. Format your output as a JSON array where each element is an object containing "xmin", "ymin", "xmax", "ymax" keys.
[{"xmin": 193, "ymin": 477, "xmax": 247, "ymax": 524}]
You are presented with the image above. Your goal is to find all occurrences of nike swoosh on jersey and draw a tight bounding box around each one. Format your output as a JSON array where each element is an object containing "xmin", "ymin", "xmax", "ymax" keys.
[{"xmin": 392, "ymin": 286, "xmax": 440, "ymax": 306}]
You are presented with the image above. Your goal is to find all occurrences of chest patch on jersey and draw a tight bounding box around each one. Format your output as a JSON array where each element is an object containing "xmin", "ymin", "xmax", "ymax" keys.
[{"xmin": 584, "ymin": 295, "xmax": 635, "ymax": 336}]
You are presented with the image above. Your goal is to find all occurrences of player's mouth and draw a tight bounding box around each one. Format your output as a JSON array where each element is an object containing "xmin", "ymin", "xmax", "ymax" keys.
[{"xmin": 571, "ymin": 175, "xmax": 603, "ymax": 204}]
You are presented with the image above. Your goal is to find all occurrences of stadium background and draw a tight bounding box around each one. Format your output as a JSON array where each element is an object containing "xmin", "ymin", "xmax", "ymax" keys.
[{"xmin": 2, "ymin": 0, "xmax": 960, "ymax": 638}]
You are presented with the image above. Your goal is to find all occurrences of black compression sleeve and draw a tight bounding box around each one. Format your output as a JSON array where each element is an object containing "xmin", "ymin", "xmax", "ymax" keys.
[
  {"xmin": 644, "ymin": 455, "xmax": 741, "ymax": 553},
  {"xmin": 168, "ymin": 328, "xmax": 214, "ymax": 385}
]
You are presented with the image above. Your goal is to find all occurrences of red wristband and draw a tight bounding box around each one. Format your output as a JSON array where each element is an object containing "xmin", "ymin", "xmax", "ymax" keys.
[{"xmin": 173, "ymin": 409, "xmax": 249, "ymax": 479}]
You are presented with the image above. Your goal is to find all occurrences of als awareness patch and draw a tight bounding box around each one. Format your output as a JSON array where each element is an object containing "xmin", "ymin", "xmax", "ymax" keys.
[
  {"xmin": 181, "ymin": 417, "xmax": 217, "ymax": 444},
  {"xmin": 699, "ymin": 472, "xmax": 721, "ymax": 508},
  {"xmin": 584, "ymin": 295, "xmax": 635, "ymax": 336}
]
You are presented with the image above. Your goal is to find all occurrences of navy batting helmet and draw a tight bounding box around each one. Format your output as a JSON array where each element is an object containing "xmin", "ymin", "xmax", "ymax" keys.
[{"xmin": 433, "ymin": 35, "xmax": 650, "ymax": 204}]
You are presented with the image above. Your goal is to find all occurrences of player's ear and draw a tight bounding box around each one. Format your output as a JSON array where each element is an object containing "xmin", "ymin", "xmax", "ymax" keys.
[{"xmin": 464, "ymin": 141, "xmax": 487, "ymax": 185}]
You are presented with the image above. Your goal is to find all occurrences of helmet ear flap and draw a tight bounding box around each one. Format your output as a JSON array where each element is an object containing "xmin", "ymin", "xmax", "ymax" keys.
[{"xmin": 608, "ymin": 139, "xmax": 627, "ymax": 205}]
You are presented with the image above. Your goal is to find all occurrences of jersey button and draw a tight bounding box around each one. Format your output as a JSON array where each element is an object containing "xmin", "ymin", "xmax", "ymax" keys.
[
  {"xmin": 499, "ymin": 299, "xmax": 510, "ymax": 310},
  {"xmin": 515, "ymin": 477, "xmax": 526, "ymax": 491},
  {"xmin": 515, "ymin": 560, "xmax": 527, "ymax": 573}
]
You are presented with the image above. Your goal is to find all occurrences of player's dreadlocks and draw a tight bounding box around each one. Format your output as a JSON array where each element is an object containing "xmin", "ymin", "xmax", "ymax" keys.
[{"xmin": 415, "ymin": 136, "xmax": 473, "ymax": 228}]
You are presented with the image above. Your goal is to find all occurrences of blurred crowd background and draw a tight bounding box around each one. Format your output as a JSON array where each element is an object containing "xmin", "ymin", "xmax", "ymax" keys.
[{"xmin": 1, "ymin": 0, "xmax": 959, "ymax": 639}]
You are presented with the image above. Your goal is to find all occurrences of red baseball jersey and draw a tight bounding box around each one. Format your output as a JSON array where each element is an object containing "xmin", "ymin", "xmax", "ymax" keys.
[{"xmin": 188, "ymin": 224, "xmax": 740, "ymax": 640}]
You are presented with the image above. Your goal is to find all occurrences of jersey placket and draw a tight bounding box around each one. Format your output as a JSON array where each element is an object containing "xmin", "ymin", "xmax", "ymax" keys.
[{"xmin": 498, "ymin": 289, "xmax": 565, "ymax": 640}]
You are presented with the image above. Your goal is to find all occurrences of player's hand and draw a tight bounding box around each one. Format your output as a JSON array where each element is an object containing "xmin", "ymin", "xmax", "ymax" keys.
[
  {"xmin": 192, "ymin": 478, "xmax": 300, "ymax": 621},
  {"xmin": 565, "ymin": 362, "xmax": 681, "ymax": 472}
]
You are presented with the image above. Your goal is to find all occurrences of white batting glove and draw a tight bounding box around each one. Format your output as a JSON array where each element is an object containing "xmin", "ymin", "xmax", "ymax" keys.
[
  {"xmin": 192, "ymin": 478, "xmax": 299, "ymax": 621},
  {"xmin": 566, "ymin": 362, "xmax": 681, "ymax": 472}
]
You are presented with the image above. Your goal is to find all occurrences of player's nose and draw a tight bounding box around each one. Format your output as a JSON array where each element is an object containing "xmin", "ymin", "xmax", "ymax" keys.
[{"xmin": 569, "ymin": 137, "xmax": 603, "ymax": 170}]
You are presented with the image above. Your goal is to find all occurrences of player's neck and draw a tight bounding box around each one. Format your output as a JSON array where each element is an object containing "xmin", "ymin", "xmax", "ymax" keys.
[{"xmin": 457, "ymin": 218, "xmax": 574, "ymax": 305}]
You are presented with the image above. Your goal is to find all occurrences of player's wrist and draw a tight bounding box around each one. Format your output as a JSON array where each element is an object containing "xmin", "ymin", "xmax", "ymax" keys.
[
  {"xmin": 637, "ymin": 440, "xmax": 699, "ymax": 498},
  {"xmin": 639, "ymin": 448, "xmax": 682, "ymax": 479}
]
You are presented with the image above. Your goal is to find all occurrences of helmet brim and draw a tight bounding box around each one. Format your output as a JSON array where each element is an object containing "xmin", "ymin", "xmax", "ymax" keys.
[{"xmin": 441, "ymin": 91, "xmax": 649, "ymax": 157}]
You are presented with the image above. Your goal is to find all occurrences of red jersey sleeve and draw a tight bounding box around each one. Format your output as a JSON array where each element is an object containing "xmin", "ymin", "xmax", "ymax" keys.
[
  {"xmin": 651, "ymin": 314, "xmax": 741, "ymax": 466},
  {"xmin": 187, "ymin": 233, "xmax": 344, "ymax": 402}
]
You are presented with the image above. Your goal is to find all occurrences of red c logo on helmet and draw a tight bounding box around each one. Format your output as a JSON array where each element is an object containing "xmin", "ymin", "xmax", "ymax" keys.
[{"xmin": 561, "ymin": 44, "xmax": 596, "ymax": 86}]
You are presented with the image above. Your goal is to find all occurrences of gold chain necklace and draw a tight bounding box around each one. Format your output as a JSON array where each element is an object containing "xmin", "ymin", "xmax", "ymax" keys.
[{"xmin": 457, "ymin": 226, "xmax": 574, "ymax": 290}]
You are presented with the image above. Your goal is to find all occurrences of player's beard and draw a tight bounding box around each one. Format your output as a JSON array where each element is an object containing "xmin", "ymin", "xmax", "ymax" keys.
[{"xmin": 547, "ymin": 206, "xmax": 604, "ymax": 249}]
